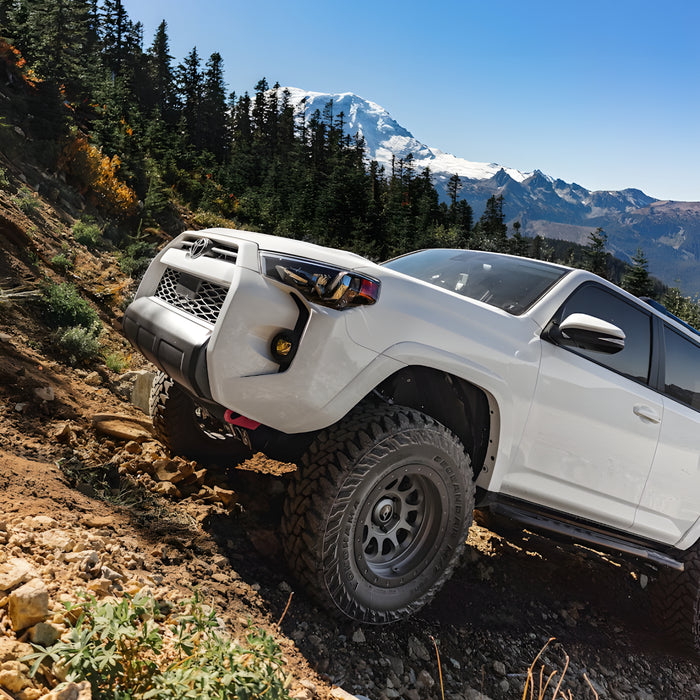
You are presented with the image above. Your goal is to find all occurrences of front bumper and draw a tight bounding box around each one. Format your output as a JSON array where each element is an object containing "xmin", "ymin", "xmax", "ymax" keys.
[
  {"xmin": 123, "ymin": 297, "xmax": 213, "ymax": 399},
  {"xmin": 122, "ymin": 230, "xmax": 390, "ymax": 434}
]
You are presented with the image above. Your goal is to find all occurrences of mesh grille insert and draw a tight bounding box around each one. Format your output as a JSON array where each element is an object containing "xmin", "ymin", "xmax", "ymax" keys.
[{"xmin": 154, "ymin": 268, "xmax": 228, "ymax": 324}]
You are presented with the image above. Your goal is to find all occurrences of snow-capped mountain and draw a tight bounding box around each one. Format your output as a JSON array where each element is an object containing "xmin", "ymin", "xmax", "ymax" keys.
[
  {"xmin": 283, "ymin": 87, "xmax": 700, "ymax": 294},
  {"xmin": 283, "ymin": 87, "xmax": 528, "ymax": 184}
]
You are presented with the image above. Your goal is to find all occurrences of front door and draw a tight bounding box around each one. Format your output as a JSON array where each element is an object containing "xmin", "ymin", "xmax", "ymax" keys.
[{"xmin": 503, "ymin": 283, "xmax": 662, "ymax": 530}]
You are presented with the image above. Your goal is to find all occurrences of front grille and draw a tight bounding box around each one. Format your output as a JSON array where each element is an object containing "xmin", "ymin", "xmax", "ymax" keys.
[
  {"xmin": 180, "ymin": 237, "xmax": 239, "ymax": 263},
  {"xmin": 154, "ymin": 268, "xmax": 228, "ymax": 324}
]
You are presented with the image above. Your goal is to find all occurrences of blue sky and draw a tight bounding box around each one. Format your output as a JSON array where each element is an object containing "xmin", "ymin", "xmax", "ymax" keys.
[{"xmin": 121, "ymin": 0, "xmax": 700, "ymax": 202}]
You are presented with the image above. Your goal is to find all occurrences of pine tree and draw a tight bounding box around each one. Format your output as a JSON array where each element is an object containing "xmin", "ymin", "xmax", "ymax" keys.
[
  {"xmin": 176, "ymin": 47, "xmax": 203, "ymax": 148},
  {"xmin": 621, "ymin": 248, "xmax": 654, "ymax": 298},
  {"xmin": 471, "ymin": 194, "xmax": 507, "ymax": 251},
  {"xmin": 145, "ymin": 21, "xmax": 176, "ymax": 122},
  {"xmin": 582, "ymin": 228, "xmax": 610, "ymax": 279},
  {"xmin": 200, "ymin": 52, "xmax": 228, "ymax": 160}
]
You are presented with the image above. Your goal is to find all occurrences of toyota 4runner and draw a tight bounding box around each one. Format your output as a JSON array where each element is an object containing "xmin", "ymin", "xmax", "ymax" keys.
[{"xmin": 123, "ymin": 228, "xmax": 700, "ymax": 651}]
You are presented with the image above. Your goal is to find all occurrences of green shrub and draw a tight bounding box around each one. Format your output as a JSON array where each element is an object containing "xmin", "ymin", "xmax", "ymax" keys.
[
  {"xmin": 51, "ymin": 253, "xmax": 74, "ymax": 273},
  {"xmin": 72, "ymin": 220, "xmax": 103, "ymax": 249},
  {"xmin": 40, "ymin": 281, "xmax": 99, "ymax": 331},
  {"xmin": 103, "ymin": 351, "xmax": 129, "ymax": 373},
  {"xmin": 26, "ymin": 592, "xmax": 290, "ymax": 700},
  {"xmin": 13, "ymin": 185, "xmax": 40, "ymax": 214},
  {"xmin": 118, "ymin": 238, "xmax": 156, "ymax": 279},
  {"xmin": 53, "ymin": 326, "xmax": 101, "ymax": 365},
  {"xmin": 0, "ymin": 166, "xmax": 10, "ymax": 190}
]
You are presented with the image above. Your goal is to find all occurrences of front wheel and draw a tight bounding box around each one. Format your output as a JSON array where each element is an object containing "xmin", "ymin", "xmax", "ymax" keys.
[
  {"xmin": 149, "ymin": 372, "xmax": 251, "ymax": 465},
  {"xmin": 281, "ymin": 404, "xmax": 474, "ymax": 623}
]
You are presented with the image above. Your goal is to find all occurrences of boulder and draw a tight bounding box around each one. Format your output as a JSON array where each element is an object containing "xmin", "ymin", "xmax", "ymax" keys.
[
  {"xmin": 8, "ymin": 578, "xmax": 49, "ymax": 631},
  {"xmin": 0, "ymin": 558, "xmax": 37, "ymax": 592}
]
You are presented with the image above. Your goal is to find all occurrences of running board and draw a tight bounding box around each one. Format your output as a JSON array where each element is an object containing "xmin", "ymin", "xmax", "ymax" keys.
[{"xmin": 491, "ymin": 503, "xmax": 685, "ymax": 572}]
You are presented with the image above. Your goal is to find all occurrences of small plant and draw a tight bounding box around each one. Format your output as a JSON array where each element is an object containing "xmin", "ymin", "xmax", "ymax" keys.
[
  {"xmin": 118, "ymin": 238, "xmax": 156, "ymax": 279},
  {"xmin": 40, "ymin": 281, "xmax": 99, "ymax": 331},
  {"xmin": 0, "ymin": 165, "xmax": 10, "ymax": 190},
  {"xmin": 72, "ymin": 219, "xmax": 103, "ymax": 249},
  {"xmin": 26, "ymin": 591, "xmax": 290, "ymax": 700},
  {"xmin": 13, "ymin": 184, "xmax": 40, "ymax": 214},
  {"xmin": 103, "ymin": 350, "xmax": 129, "ymax": 373},
  {"xmin": 54, "ymin": 326, "xmax": 101, "ymax": 366},
  {"xmin": 51, "ymin": 253, "xmax": 74, "ymax": 273}
]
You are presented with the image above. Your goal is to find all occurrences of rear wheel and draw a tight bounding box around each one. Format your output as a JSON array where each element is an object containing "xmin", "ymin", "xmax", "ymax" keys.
[
  {"xmin": 653, "ymin": 542, "xmax": 700, "ymax": 654},
  {"xmin": 281, "ymin": 403, "xmax": 474, "ymax": 623},
  {"xmin": 149, "ymin": 371, "xmax": 250, "ymax": 465}
]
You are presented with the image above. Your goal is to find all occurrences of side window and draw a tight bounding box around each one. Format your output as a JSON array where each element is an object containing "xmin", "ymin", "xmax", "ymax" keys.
[
  {"xmin": 663, "ymin": 327, "xmax": 700, "ymax": 410},
  {"xmin": 555, "ymin": 284, "xmax": 652, "ymax": 383}
]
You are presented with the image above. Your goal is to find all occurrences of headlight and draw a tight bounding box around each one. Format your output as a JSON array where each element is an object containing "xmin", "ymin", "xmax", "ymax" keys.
[{"xmin": 260, "ymin": 253, "xmax": 380, "ymax": 309}]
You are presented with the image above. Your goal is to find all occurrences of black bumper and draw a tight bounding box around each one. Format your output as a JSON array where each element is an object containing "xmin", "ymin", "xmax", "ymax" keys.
[{"xmin": 122, "ymin": 297, "xmax": 212, "ymax": 399}]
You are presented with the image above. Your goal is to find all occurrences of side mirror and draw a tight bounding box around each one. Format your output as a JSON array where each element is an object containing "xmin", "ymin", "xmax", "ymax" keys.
[{"xmin": 552, "ymin": 313, "xmax": 626, "ymax": 354}]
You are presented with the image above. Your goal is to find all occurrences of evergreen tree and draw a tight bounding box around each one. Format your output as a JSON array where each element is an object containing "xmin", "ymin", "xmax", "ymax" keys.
[
  {"xmin": 621, "ymin": 248, "xmax": 654, "ymax": 298},
  {"xmin": 176, "ymin": 47, "xmax": 203, "ymax": 148},
  {"xmin": 145, "ymin": 20, "xmax": 177, "ymax": 122},
  {"xmin": 582, "ymin": 228, "xmax": 610, "ymax": 279},
  {"xmin": 200, "ymin": 52, "xmax": 228, "ymax": 161},
  {"xmin": 471, "ymin": 194, "xmax": 507, "ymax": 251},
  {"xmin": 100, "ymin": 0, "xmax": 130, "ymax": 78}
]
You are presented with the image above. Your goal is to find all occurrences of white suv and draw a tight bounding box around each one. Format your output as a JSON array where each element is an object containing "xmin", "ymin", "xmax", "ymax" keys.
[{"xmin": 123, "ymin": 228, "xmax": 700, "ymax": 650}]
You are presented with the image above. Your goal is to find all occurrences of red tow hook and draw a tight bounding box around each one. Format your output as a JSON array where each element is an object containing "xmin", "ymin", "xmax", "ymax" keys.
[{"xmin": 224, "ymin": 409, "xmax": 261, "ymax": 430}]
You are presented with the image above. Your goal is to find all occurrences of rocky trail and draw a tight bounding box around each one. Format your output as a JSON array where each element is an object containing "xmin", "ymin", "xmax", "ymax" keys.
[{"xmin": 0, "ymin": 337, "xmax": 698, "ymax": 699}]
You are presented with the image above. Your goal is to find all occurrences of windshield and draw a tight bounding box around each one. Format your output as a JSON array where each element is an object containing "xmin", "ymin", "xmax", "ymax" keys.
[{"xmin": 383, "ymin": 249, "xmax": 569, "ymax": 315}]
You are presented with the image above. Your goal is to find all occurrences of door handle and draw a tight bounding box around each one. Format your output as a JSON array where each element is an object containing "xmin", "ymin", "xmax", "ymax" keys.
[{"xmin": 633, "ymin": 404, "xmax": 661, "ymax": 424}]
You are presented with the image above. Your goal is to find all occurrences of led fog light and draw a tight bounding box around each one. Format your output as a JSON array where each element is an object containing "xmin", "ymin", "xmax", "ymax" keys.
[{"xmin": 271, "ymin": 330, "xmax": 296, "ymax": 362}]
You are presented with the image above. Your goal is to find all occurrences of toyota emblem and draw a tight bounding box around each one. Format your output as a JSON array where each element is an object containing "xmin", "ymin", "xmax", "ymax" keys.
[{"xmin": 189, "ymin": 238, "xmax": 209, "ymax": 259}]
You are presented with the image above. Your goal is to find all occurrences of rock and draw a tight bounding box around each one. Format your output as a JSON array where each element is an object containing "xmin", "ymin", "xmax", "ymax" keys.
[
  {"xmin": 416, "ymin": 670, "xmax": 434, "ymax": 690},
  {"xmin": 130, "ymin": 370, "xmax": 155, "ymax": 415},
  {"xmin": 53, "ymin": 422, "xmax": 77, "ymax": 445},
  {"xmin": 387, "ymin": 656, "xmax": 404, "ymax": 677},
  {"xmin": 8, "ymin": 578, "xmax": 50, "ymax": 630},
  {"xmin": 0, "ymin": 639, "xmax": 33, "ymax": 663},
  {"xmin": 33, "ymin": 385, "xmax": 55, "ymax": 402},
  {"xmin": 28, "ymin": 516, "xmax": 57, "ymax": 531},
  {"xmin": 213, "ymin": 485, "xmax": 237, "ymax": 508},
  {"xmin": 40, "ymin": 530, "xmax": 76, "ymax": 552},
  {"xmin": 407, "ymin": 635, "xmax": 431, "ymax": 662},
  {"xmin": 38, "ymin": 681, "xmax": 92, "ymax": 699},
  {"xmin": 154, "ymin": 482, "xmax": 181, "ymax": 498},
  {"xmin": 84, "ymin": 371, "xmax": 101, "ymax": 386},
  {"xmin": 29, "ymin": 622, "xmax": 61, "ymax": 646},
  {"xmin": 0, "ymin": 660, "xmax": 33, "ymax": 693},
  {"xmin": 464, "ymin": 690, "xmax": 492, "ymax": 700},
  {"xmin": 329, "ymin": 689, "xmax": 357, "ymax": 700},
  {"xmin": 492, "ymin": 660, "xmax": 506, "ymax": 676},
  {"xmin": 0, "ymin": 558, "xmax": 38, "ymax": 592},
  {"xmin": 155, "ymin": 460, "xmax": 194, "ymax": 484},
  {"xmin": 352, "ymin": 627, "xmax": 366, "ymax": 643},
  {"xmin": 124, "ymin": 441, "xmax": 141, "ymax": 455},
  {"xmin": 82, "ymin": 515, "xmax": 114, "ymax": 528}
]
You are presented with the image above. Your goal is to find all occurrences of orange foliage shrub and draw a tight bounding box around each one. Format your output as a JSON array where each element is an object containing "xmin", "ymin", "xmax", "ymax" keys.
[
  {"xmin": 0, "ymin": 40, "xmax": 38, "ymax": 87},
  {"xmin": 59, "ymin": 136, "xmax": 138, "ymax": 218}
]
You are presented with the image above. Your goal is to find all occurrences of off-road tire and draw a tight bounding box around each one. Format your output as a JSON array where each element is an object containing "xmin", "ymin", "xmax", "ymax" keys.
[
  {"xmin": 281, "ymin": 403, "xmax": 474, "ymax": 623},
  {"xmin": 652, "ymin": 542, "xmax": 700, "ymax": 654},
  {"xmin": 149, "ymin": 371, "xmax": 250, "ymax": 465}
]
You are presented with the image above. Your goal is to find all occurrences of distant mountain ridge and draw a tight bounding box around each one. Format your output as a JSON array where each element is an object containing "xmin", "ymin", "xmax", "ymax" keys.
[{"xmin": 283, "ymin": 87, "xmax": 700, "ymax": 294}]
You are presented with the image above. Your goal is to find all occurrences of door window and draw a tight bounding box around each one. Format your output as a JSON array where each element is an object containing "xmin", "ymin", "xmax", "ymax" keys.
[
  {"xmin": 554, "ymin": 284, "xmax": 652, "ymax": 383},
  {"xmin": 663, "ymin": 326, "xmax": 700, "ymax": 411}
]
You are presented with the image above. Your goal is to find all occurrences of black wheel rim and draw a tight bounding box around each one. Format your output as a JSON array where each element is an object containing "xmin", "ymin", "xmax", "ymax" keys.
[{"xmin": 353, "ymin": 463, "xmax": 446, "ymax": 588}]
